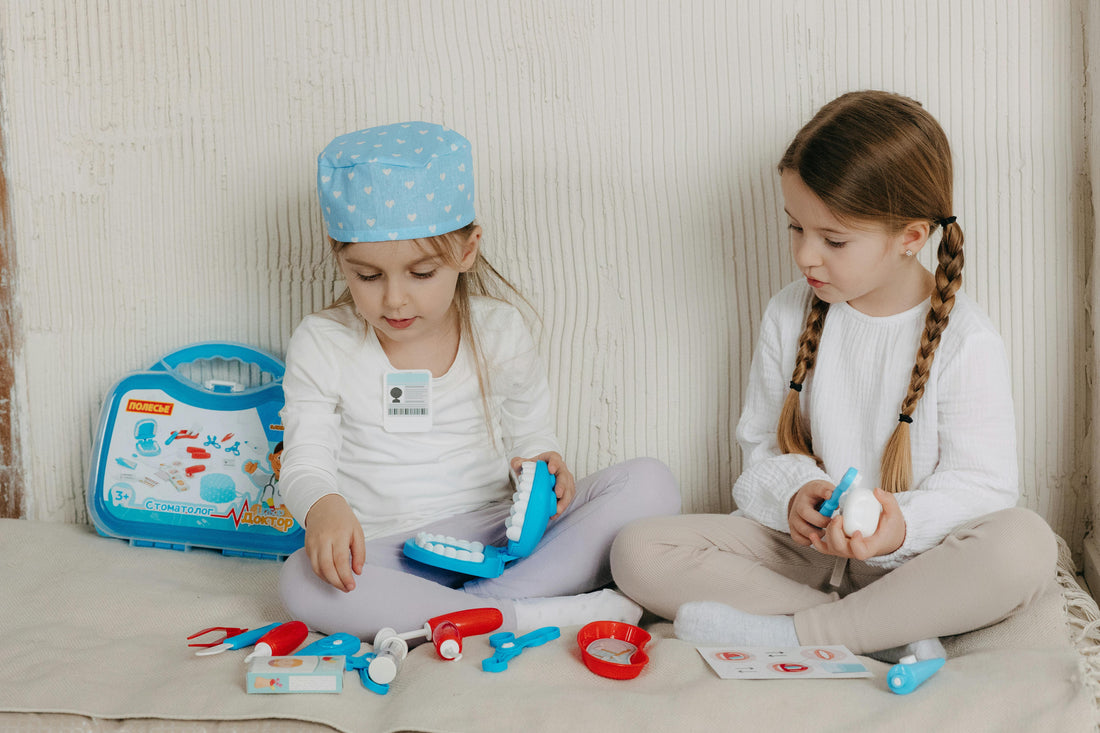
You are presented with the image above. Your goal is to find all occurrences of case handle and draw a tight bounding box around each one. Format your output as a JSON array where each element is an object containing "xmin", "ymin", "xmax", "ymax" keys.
[{"xmin": 149, "ymin": 342, "xmax": 285, "ymax": 380}]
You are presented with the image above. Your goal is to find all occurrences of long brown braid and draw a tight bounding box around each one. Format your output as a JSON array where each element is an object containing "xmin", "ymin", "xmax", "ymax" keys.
[
  {"xmin": 775, "ymin": 91, "xmax": 960, "ymax": 492},
  {"xmin": 879, "ymin": 218, "xmax": 964, "ymax": 492},
  {"xmin": 776, "ymin": 296, "xmax": 830, "ymax": 467}
]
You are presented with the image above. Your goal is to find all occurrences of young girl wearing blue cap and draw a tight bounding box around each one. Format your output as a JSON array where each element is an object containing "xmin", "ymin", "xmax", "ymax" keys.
[
  {"xmin": 610, "ymin": 91, "xmax": 1056, "ymax": 661},
  {"xmin": 278, "ymin": 123, "xmax": 680, "ymax": 638}
]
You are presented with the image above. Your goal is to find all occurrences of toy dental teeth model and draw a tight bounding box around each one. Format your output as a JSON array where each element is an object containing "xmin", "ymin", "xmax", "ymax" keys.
[
  {"xmin": 403, "ymin": 460, "xmax": 557, "ymax": 578},
  {"xmin": 819, "ymin": 467, "xmax": 882, "ymax": 538}
]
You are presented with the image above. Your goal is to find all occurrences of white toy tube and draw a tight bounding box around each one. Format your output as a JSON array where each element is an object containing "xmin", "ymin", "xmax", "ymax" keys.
[{"xmin": 838, "ymin": 483, "xmax": 882, "ymax": 537}]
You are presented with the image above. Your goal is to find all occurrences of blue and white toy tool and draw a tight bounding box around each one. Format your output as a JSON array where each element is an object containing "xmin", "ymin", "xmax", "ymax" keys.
[
  {"xmin": 888, "ymin": 656, "xmax": 946, "ymax": 695},
  {"xmin": 346, "ymin": 652, "xmax": 388, "ymax": 695},
  {"xmin": 294, "ymin": 632, "xmax": 361, "ymax": 657},
  {"xmin": 403, "ymin": 460, "xmax": 557, "ymax": 578},
  {"xmin": 820, "ymin": 467, "xmax": 860, "ymax": 518},
  {"xmin": 481, "ymin": 626, "xmax": 561, "ymax": 673}
]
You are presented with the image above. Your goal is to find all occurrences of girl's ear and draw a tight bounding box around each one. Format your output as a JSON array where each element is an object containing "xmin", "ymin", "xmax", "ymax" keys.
[
  {"xmin": 458, "ymin": 226, "xmax": 482, "ymax": 271},
  {"xmin": 899, "ymin": 220, "xmax": 931, "ymax": 257}
]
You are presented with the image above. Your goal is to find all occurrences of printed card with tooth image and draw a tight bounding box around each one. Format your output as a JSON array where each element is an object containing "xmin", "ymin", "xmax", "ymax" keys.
[{"xmin": 696, "ymin": 645, "xmax": 871, "ymax": 679}]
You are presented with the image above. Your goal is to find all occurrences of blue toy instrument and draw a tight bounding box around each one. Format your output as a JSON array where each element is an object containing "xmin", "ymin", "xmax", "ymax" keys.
[
  {"xmin": 820, "ymin": 467, "xmax": 860, "ymax": 518},
  {"xmin": 402, "ymin": 460, "xmax": 557, "ymax": 578},
  {"xmin": 888, "ymin": 656, "xmax": 946, "ymax": 694},
  {"xmin": 482, "ymin": 626, "xmax": 561, "ymax": 672},
  {"xmin": 87, "ymin": 342, "xmax": 302, "ymax": 559}
]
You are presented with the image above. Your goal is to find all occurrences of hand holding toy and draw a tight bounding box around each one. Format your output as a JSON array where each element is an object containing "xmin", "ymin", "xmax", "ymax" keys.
[
  {"xmin": 838, "ymin": 483, "xmax": 882, "ymax": 537},
  {"xmin": 821, "ymin": 467, "xmax": 881, "ymax": 538}
]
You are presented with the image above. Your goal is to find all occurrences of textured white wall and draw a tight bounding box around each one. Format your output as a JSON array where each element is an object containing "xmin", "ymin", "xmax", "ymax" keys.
[{"xmin": 0, "ymin": 1, "xmax": 1093, "ymax": 558}]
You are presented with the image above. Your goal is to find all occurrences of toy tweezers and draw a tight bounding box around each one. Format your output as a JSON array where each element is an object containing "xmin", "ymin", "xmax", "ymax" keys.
[
  {"xmin": 187, "ymin": 626, "xmax": 248, "ymax": 647},
  {"xmin": 481, "ymin": 626, "xmax": 560, "ymax": 672},
  {"xmin": 193, "ymin": 622, "xmax": 281, "ymax": 655},
  {"xmin": 403, "ymin": 460, "xmax": 557, "ymax": 578}
]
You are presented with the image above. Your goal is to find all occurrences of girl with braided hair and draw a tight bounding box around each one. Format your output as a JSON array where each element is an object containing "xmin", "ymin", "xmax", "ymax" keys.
[{"xmin": 610, "ymin": 91, "xmax": 1057, "ymax": 661}]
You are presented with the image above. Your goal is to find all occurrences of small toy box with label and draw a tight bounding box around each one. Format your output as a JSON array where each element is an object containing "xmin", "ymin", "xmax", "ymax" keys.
[{"xmin": 87, "ymin": 342, "xmax": 303, "ymax": 559}]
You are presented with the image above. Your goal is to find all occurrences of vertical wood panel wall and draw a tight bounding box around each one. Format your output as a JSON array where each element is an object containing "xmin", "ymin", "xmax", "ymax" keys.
[{"xmin": 0, "ymin": 1, "xmax": 1092, "ymax": 559}]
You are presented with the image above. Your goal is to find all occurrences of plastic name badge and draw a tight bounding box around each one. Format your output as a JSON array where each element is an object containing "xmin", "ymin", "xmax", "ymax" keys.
[{"xmin": 87, "ymin": 342, "xmax": 303, "ymax": 559}]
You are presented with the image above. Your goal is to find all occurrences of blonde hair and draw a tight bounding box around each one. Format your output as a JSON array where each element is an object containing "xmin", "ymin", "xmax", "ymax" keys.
[
  {"xmin": 775, "ymin": 91, "xmax": 963, "ymax": 493},
  {"xmin": 327, "ymin": 222, "xmax": 527, "ymax": 438}
]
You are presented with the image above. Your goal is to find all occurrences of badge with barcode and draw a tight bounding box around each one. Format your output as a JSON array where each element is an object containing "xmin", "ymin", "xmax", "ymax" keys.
[{"xmin": 383, "ymin": 370, "xmax": 432, "ymax": 432}]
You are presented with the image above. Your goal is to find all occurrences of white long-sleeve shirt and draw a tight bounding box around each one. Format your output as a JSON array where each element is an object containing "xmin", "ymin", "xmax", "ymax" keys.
[
  {"xmin": 279, "ymin": 296, "xmax": 561, "ymax": 540},
  {"xmin": 734, "ymin": 280, "xmax": 1019, "ymax": 569}
]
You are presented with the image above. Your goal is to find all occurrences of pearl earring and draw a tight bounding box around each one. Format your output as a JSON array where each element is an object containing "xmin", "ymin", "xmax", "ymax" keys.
[{"xmin": 904, "ymin": 249, "xmax": 914, "ymax": 257}]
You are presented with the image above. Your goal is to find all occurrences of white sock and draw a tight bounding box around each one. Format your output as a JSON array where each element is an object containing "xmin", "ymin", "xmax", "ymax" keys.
[
  {"xmin": 867, "ymin": 637, "xmax": 946, "ymax": 663},
  {"xmin": 673, "ymin": 601, "xmax": 799, "ymax": 647},
  {"xmin": 512, "ymin": 589, "xmax": 643, "ymax": 631}
]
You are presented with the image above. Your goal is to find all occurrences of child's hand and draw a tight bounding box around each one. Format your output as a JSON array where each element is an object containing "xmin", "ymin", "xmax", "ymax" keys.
[
  {"xmin": 787, "ymin": 480, "xmax": 835, "ymax": 545},
  {"xmin": 812, "ymin": 488, "xmax": 906, "ymax": 560},
  {"xmin": 303, "ymin": 494, "xmax": 365, "ymax": 593},
  {"xmin": 510, "ymin": 452, "xmax": 576, "ymax": 519}
]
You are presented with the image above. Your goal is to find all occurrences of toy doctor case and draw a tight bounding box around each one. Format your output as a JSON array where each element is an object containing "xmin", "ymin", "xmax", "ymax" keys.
[{"xmin": 87, "ymin": 342, "xmax": 302, "ymax": 559}]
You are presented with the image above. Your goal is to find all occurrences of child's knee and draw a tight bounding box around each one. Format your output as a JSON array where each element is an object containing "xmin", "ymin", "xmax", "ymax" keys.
[
  {"xmin": 617, "ymin": 456, "xmax": 682, "ymax": 515},
  {"xmin": 610, "ymin": 515, "xmax": 678, "ymax": 592},
  {"xmin": 978, "ymin": 507, "xmax": 1058, "ymax": 601},
  {"xmin": 278, "ymin": 549, "xmax": 319, "ymax": 622}
]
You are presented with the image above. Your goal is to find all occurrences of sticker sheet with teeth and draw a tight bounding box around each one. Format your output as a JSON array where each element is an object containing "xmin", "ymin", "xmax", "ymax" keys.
[{"xmin": 402, "ymin": 460, "xmax": 557, "ymax": 578}]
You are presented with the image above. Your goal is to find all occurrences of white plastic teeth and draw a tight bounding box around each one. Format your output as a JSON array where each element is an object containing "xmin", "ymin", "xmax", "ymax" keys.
[
  {"xmin": 504, "ymin": 461, "xmax": 536, "ymax": 542},
  {"xmin": 414, "ymin": 532, "xmax": 486, "ymax": 563}
]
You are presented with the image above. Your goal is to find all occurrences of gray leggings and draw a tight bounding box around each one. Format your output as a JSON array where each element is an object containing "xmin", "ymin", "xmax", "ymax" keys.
[
  {"xmin": 610, "ymin": 507, "xmax": 1057, "ymax": 653},
  {"xmin": 279, "ymin": 457, "xmax": 680, "ymax": 639}
]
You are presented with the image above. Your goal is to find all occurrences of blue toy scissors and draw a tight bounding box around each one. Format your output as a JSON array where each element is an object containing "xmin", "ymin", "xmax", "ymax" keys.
[
  {"xmin": 346, "ymin": 652, "xmax": 389, "ymax": 695},
  {"xmin": 481, "ymin": 626, "xmax": 560, "ymax": 672}
]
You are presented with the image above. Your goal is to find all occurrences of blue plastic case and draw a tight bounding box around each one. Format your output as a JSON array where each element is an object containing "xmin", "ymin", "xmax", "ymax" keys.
[{"xmin": 87, "ymin": 343, "xmax": 303, "ymax": 559}]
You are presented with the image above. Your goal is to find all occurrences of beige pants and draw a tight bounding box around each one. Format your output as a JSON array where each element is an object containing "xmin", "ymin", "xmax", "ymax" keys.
[{"xmin": 610, "ymin": 507, "xmax": 1056, "ymax": 653}]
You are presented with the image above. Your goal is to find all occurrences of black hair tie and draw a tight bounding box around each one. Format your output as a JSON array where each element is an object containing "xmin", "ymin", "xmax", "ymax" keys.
[
  {"xmin": 898, "ymin": 413, "xmax": 913, "ymax": 424},
  {"xmin": 789, "ymin": 381, "xmax": 803, "ymax": 393},
  {"xmin": 937, "ymin": 216, "xmax": 957, "ymax": 228}
]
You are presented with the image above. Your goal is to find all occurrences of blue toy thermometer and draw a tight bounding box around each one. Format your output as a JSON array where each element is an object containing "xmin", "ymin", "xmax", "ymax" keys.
[{"xmin": 87, "ymin": 342, "xmax": 303, "ymax": 559}]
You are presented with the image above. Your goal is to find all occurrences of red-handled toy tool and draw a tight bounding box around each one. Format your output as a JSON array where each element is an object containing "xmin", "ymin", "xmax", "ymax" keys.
[
  {"xmin": 244, "ymin": 621, "xmax": 309, "ymax": 661},
  {"xmin": 396, "ymin": 607, "xmax": 503, "ymax": 660}
]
